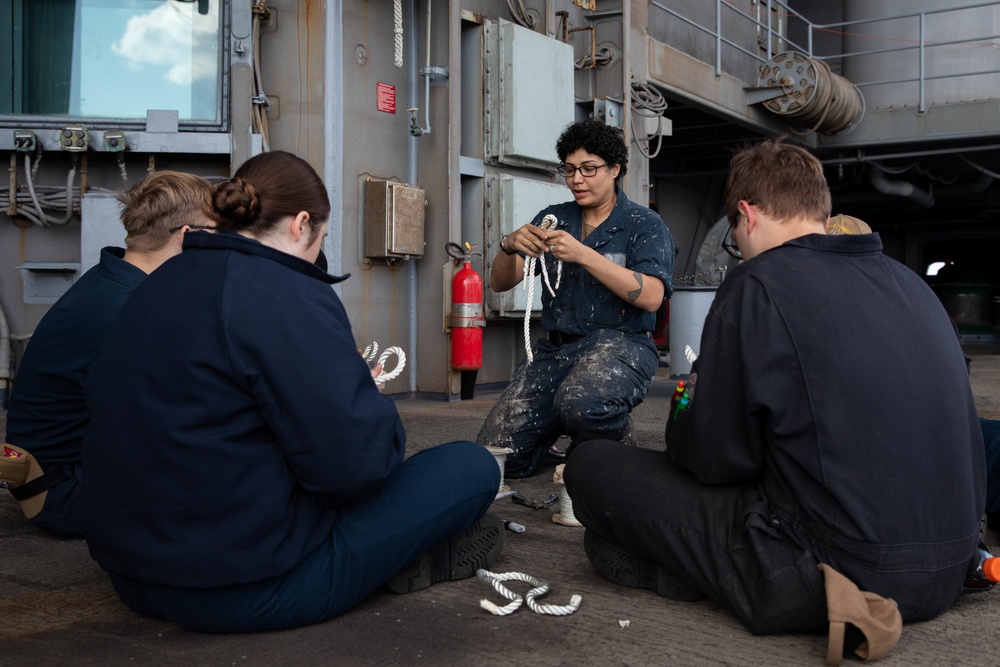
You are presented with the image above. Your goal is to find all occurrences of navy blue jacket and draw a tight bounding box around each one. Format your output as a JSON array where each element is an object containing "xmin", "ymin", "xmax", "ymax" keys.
[
  {"xmin": 533, "ymin": 190, "xmax": 674, "ymax": 337},
  {"xmin": 83, "ymin": 232, "xmax": 406, "ymax": 588},
  {"xmin": 7, "ymin": 247, "xmax": 146, "ymax": 468},
  {"xmin": 673, "ymin": 233, "xmax": 984, "ymax": 574}
]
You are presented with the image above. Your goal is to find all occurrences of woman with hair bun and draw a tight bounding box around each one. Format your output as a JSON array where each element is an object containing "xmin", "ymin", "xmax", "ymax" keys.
[{"xmin": 82, "ymin": 151, "xmax": 503, "ymax": 632}]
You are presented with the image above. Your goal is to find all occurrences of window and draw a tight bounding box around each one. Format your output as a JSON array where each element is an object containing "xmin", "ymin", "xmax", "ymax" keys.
[{"xmin": 1, "ymin": 0, "xmax": 222, "ymax": 124}]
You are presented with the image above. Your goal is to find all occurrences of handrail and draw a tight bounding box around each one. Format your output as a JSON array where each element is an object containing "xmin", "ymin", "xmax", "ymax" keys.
[{"xmin": 648, "ymin": 0, "xmax": 1000, "ymax": 113}]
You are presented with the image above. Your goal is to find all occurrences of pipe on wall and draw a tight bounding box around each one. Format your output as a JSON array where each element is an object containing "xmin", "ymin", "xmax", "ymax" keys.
[
  {"xmin": 869, "ymin": 167, "xmax": 934, "ymax": 208},
  {"xmin": 407, "ymin": 0, "xmax": 420, "ymax": 394},
  {"xmin": 324, "ymin": 0, "xmax": 345, "ymax": 289}
]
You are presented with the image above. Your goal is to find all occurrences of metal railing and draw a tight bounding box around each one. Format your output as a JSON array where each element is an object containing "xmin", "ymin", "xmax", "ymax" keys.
[{"xmin": 648, "ymin": 0, "xmax": 1000, "ymax": 113}]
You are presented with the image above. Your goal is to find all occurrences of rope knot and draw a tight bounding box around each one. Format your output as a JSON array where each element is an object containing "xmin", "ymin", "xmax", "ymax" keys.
[{"xmin": 523, "ymin": 214, "xmax": 564, "ymax": 363}]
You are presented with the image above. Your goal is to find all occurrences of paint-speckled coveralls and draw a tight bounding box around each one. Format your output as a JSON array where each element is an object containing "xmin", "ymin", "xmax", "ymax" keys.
[{"xmin": 477, "ymin": 189, "xmax": 674, "ymax": 478}]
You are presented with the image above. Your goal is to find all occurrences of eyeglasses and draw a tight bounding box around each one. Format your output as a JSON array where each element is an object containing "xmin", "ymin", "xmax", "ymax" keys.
[
  {"xmin": 721, "ymin": 200, "xmax": 756, "ymax": 261},
  {"xmin": 169, "ymin": 224, "xmax": 217, "ymax": 233},
  {"xmin": 721, "ymin": 225, "xmax": 743, "ymax": 261},
  {"xmin": 557, "ymin": 163, "xmax": 609, "ymax": 178}
]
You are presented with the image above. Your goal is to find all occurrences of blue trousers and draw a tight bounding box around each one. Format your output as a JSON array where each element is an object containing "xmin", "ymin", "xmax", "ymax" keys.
[
  {"xmin": 106, "ymin": 441, "xmax": 500, "ymax": 633},
  {"xmin": 30, "ymin": 463, "xmax": 84, "ymax": 537},
  {"xmin": 476, "ymin": 329, "xmax": 657, "ymax": 478},
  {"xmin": 566, "ymin": 440, "xmax": 971, "ymax": 634}
]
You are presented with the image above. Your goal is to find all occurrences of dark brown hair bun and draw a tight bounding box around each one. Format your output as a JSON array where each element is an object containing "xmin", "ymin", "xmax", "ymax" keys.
[{"xmin": 213, "ymin": 177, "xmax": 262, "ymax": 230}]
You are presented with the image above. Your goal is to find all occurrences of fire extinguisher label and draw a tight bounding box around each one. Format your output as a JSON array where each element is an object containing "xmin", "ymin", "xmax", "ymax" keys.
[{"xmin": 451, "ymin": 303, "xmax": 484, "ymax": 323}]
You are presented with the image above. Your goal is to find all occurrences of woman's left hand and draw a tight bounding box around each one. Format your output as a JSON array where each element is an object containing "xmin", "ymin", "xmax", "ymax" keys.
[
  {"xmin": 542, "ymin": 230, "xmax": 589, "ymax": 264},
  {"xmin": 370, "ymin": 363, "xmax": 385, "ymax": 392}
]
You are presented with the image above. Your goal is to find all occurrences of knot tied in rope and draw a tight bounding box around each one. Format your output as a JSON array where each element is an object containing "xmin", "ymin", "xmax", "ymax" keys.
[{"xmin": 360, "ymin": 341, "xmax": 407, "ymax": 384}]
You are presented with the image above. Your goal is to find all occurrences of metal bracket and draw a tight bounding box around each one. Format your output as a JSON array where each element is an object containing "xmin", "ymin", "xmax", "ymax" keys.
[
  {"xmin": 594, "ymin": 97, "xmax": 624, "ymax": 129},
  {"xmin": 745, "ymin": 85, "xmax": 790, "ymax": 106},
  {"xmin": 420, "ymin": 66, "xmax": 450, "ymax": 81}
]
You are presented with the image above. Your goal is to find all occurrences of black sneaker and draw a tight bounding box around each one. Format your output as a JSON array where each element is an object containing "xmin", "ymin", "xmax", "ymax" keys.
[
  {"xmin": 387, "ymin": 513, "xmax": 504, "ymax": 594},
  {"xmin": 584, "ymin": 529, "xmax": 701, "ymax": 601}
]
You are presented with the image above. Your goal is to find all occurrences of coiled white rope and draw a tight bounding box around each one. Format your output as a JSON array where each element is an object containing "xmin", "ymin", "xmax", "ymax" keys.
[
  {"xmin": 522, "ymin": 215, "xmax": 563, "ymax": 363},
  {"xmin": 361, "ymin": 341, "xmax": 407, "ymax": 385},
  {"xmin": 477, "ymin": 569, "xmax": 582, "ymax": 617}
]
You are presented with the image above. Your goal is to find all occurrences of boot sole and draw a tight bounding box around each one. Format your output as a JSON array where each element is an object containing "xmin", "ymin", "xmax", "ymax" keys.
[
  {"xmin": 584, "ymin": 529, "xmax": 701, "ymax": 601},
  {"xmin": 388, "ymin": 513, "xmax": 504, "ymax": 594}
]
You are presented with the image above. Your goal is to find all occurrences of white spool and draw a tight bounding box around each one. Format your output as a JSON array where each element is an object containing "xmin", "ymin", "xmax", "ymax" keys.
[
  {"xmin": 552, "ymin": 487, "xmax": 582, "ymax": 527},
  {"xmin": 486, "ymin": 446, "xmax": 513, "ymax": 496},
  {"xmin": 551, "ymin": 464, "xmax": 582, "ymax": 527}
]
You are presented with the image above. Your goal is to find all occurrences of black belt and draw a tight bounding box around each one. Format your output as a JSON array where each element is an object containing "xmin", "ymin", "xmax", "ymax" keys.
[
  {"xmin": 8, "ymin": 465, "xmax": 68, "ymax": 501},
  {"xmin": 546, "ymin": 330, "xmax": 585, "ymax": 346}
]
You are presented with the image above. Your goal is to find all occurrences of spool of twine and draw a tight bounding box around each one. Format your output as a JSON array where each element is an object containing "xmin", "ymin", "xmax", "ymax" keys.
[
  {"xmin": 486, "ymin": 446, "xmax": 513, "ymax": 495},
  {"xmin": 551, "ymin": 464, "xmax": 582, "ymax": 527},
  {"xmin": 552, "ymin": 487, "xmax": 582, "ymax": 527}
]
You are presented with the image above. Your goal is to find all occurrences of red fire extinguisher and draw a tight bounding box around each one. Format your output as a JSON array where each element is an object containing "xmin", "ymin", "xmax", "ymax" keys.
[{"xmin": 447, "ymin": 242, "xmax": 484, "ymax": 371}]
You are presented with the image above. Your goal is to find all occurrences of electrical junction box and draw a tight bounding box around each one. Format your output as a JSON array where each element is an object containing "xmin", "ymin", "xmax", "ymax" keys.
[
  {"xmin": 483, "ymin": 20, "xmax": 575, "ymax": 170},
  {"xmin": 60, "ymin": 125, "xmax": 90, "ymax": 152},
  {"xmin": 13, "ymin": 130, "xmax": 37, "ymax": 152},
  {"xmin": 364, "ymin": 178, "xmax": 426, "ymax": 259},
  {"xmin": 485, "ymin": 174, "xmax": 569, "ymax": 317}
]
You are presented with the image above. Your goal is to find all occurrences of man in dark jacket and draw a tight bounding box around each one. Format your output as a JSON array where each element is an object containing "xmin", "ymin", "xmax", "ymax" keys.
[
  {"xmin": 565, "ymin": 138, "xmax": 985, "ymax": 636},
  {"xmin": 2, "ymin": 172, "xmax": 216, "ymax": 535}
]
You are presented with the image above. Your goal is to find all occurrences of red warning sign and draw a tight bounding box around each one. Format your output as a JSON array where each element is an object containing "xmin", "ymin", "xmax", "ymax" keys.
[{"xmin": 377, "ymin": 83, "xmax": 396, "ymax": 114}]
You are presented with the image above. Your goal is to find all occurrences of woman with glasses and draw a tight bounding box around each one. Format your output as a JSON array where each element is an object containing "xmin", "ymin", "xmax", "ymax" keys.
[
  {"xmin": 81, "ymin": 151, "xmax": 502, "ymax": 633},
  {"xmin": 478, "ymin": 118, "xmax": 675, "ymax": 478}
]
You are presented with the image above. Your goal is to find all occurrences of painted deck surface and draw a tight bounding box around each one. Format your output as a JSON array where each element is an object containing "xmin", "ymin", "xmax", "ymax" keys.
[{"xmin": 3, "ymin": 352, "xmax": 999, "ymax": 666}]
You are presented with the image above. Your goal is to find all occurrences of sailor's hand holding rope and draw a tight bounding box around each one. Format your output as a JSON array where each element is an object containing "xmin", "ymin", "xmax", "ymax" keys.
[
  {"xmin": 502, "ymin": 221, "xmax": 551, "ymax": 258},
  {"xmin": 504, "ymin": 218, "xmax": 583, "ymax": 261},
  {"xmin": 359, "ymin": 342, "xmax": 407, "ymax": 392}
]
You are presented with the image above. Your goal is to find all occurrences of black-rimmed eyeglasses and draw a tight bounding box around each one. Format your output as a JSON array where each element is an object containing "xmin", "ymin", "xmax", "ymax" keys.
[
  {"xmin": 557, "ymin": 163, "xmax": 609, "ymax": 178},
  {"xmin": 721, "ymin": 225, "xmax": 742, "ymax": 261},
  {"xmin": 169, "ymin": 224, "xmax": 217, "ymax": 233}
]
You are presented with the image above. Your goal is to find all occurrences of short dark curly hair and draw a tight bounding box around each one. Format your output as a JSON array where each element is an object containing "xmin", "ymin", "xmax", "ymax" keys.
[{"xmin": 555, "ymin": 118, "xmax": 628, "ymax": 181}]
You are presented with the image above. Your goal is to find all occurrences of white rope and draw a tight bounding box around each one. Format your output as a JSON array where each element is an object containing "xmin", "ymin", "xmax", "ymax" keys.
[
  {"xmin": 523, "ymin": 259, "xmax": 536, "ymax": 363},
  {"xmin": 684, "ymin": 344, "xmax": 698, "ymax": 366},
  {"xmin": 361, "ymin": 342, "xmax": 407, "ymax": 385},
  {"xmin": 521, "ymin": 215, "xmax": 563, "ymax": 364},
  {"xmin": 477, "ymin": 569, "xmax": 582, "ymax": 617},
  {"xmin": 393, "ymin": 0, "xmax": 403, "ymax": 69}
]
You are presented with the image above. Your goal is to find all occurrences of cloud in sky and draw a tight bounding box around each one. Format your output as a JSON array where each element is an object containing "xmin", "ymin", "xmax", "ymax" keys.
[{"xmin": 111, "ymin": 1, "xmax": 218, "ymax": 85}]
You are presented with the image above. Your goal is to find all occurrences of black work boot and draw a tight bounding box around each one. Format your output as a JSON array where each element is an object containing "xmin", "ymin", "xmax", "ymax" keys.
[
  {"xmin": 584, "ymin": 529, "xmax": 701, "ymax": 601},
  {"xmin": 387, "ymin": 513, "xmax": 505, "ymax": 594}
]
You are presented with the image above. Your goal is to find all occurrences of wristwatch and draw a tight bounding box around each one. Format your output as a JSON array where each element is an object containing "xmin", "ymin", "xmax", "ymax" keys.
[{"xmin": 500, "ymin": 234, "xmax": 518, "ymax": 256}]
